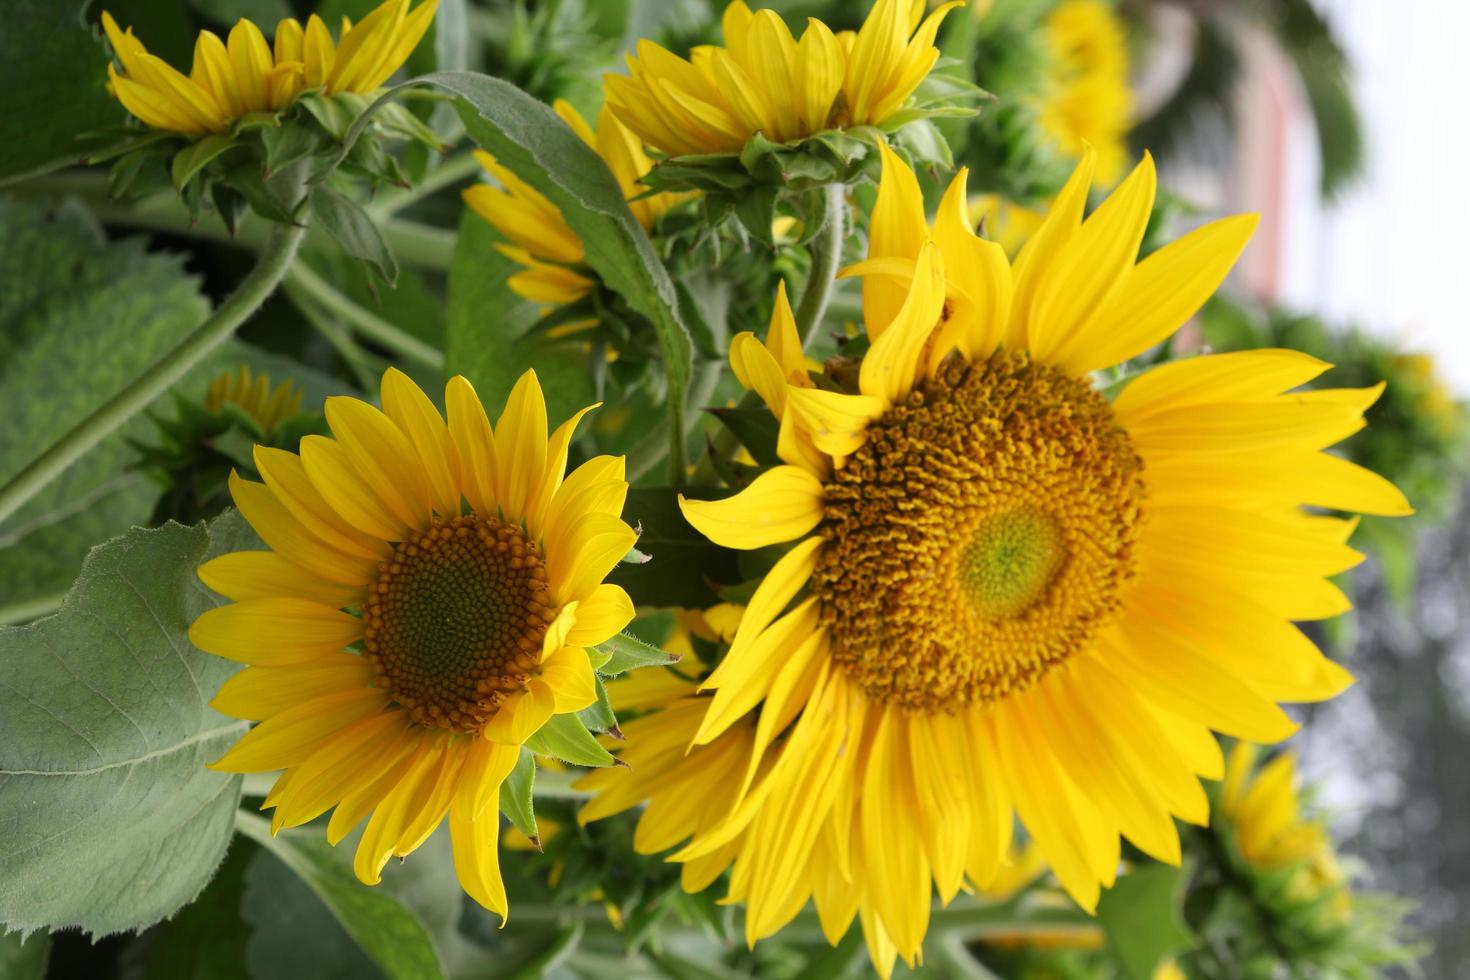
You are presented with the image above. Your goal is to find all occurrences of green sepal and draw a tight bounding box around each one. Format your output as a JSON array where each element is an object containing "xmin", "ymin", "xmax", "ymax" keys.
[
  {"xmin": 593, "ymin": 632, "xmax": 679, "ymax": 677},
  {"xmin": 577, "ymin": 675, "xmax": 618, "ymax": 734},
  {"xmin": 170, "ymin": 132, "xmax": 237, "ymax": 190},
  {"xmin": 524, "ymin": 713, "xmax": 615, "ymax": 768},
  {"xmin": 498, "ymin": 748, "xmax": 538, "ymax": 840}
]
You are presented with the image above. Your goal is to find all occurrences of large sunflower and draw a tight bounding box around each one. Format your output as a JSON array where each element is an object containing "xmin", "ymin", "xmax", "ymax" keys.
[
  {"xmin": 586, "ymin": 144, "xmax": 1409, "ymax": 973},
  {"xmin": 102, "ymin": 0, "xmax": 436, "ymax": 135},
  {"xmin": 189, "ymin": 367, "xmax": 636, "ymax": 920},
  {"xmin": 603, "ymin": 0, "xmax": 957, "ymax": 158},
  {"xmin": 463, "ymin": 100, "xmax": 684, "ymax": 306}
]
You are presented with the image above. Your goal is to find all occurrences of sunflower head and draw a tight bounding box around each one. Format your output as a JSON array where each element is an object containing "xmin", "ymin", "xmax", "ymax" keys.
[
  {"xmin": 463, "ymin": 100, "xmax": 685, "ymax": 308},
  {"xmin": 604, "ymin": 0, "xmax": 976, "ymax": 198},
  {"xmin": 203, "ymin": 364, "xmax": 303, "ymax": 433},
  {"xmin": 99, "ymin": 0, "xmax": 440, "ymax": 218},
  {"xmin": 189, "ymin": 367, "xmax": 639, "ymax": 920},
  {"xmin": 609, "ymin": 144, "xmax": 1410, "ymax": 975}
]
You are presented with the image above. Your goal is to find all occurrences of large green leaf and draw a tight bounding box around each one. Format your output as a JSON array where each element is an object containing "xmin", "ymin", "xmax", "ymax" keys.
[
  {"xmin": 0, "ymin": 512, "xmax": 255, "ymax": 936},
  {"xmin": 0, "ymin": 0, "xmax": 125, "ymax": 183},
  {"xmin": 352, "ymin": 72, "xmax": 694, "ymax": 473},
  {"xmin": 0, "ymin": 199, "xmax": 205, "ymax": 608},
  {"xmin": 237, "ymin": 814, "xmax": 445, "ymax": 980},
  {"xmin": 444, "ymin": 209, "xmax": 596, "ymax": 423},
  {"xmin": 0, "ymin": 197, "xmax": 346, "ymax": 615}
]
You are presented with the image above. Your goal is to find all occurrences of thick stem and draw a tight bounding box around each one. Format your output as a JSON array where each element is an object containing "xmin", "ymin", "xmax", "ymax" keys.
[
  {"xmin": 0, "ymin": 219, "xmax": 307, "ymax": 526},
  {"xmin": 794, "ymin": 182, "xmax": 848, "ymax": 348}
]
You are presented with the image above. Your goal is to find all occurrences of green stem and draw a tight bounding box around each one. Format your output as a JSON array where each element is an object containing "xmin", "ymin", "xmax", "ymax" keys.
[
  {"xmin": 0, "ymin": 219, "xmax": 307, "ymax": 527},
  {"xmin": 283, "ymin": 279, "xmax": 386, "ymax": 392},
  {"xmin": 794, "ymin": 182, "xmax": 848, "ymax": 348},
  {"xmin": 286, "ymin": 262, "xmax": 445, "ymax": 372}
]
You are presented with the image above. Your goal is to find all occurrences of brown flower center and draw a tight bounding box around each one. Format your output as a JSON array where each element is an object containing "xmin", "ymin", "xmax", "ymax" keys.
[
  {"xmin": 813, "ymin": 350, "xmax": 1147, "ymax": 711},
  {"xmin": 364, "ymin": 515, "xmax": 554, "ymax": 732}
]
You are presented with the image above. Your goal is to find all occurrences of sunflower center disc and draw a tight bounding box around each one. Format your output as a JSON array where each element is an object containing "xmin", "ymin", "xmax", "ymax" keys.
[
  {"xmin": 814, "ymin": 350, "xmax": 1147, "ymax": 711},
  {"xmin": 363, "ymin": 515, "xmax": 553, "ymax": 732}
]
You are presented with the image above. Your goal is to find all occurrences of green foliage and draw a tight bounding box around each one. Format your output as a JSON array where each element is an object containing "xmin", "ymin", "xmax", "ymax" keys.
[
  {"xmin": 0, "ymin": 512, "xmax": 254, "ymax": 936},
  {"xmin": 137, "ymin": 842, "xmax": 254, "ymax": 979},
  {"xmin": 0, "ymin": 930, "xmax": 50, "ymax": 980},
  {"xmin": 238, "ymin": 814, "xmax": 445, "ymax": 980},
  {"xmin": 0, "ymin": 0, "xmax": 124, "ymax": 182},
  {"xmin": 1097, "ymin": 865, "xmax": 1195, "ymax": 979}
]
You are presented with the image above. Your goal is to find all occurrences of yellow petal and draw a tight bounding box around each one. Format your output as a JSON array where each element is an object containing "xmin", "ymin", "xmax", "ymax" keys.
[
  {"xmin": 324, "ymin": 396, "xmax": 434, "ymax": 530},
  {"xmin": 190, "ymin": 597, "xmax": 363, "ymax": 665},
  {"xmin": 564, "ymin": 584, "xmax": 635, "ymax": 648},
  {"xmin": 380, "ymin": 366, "xmax": 462, "ymax": 518},
  {"xmin": 540, "ymin": 646, "xmax": 598, "ymax": 712},
  {"xmin": 209, "ymin": 687, "xmax": 387, "ymax": 772},
  {"xmin": 211, "ymin": 655, "xmax": 373, "ymax": 720},
  {"xmin": 197, "ymin": 550, "xmax": 359, "ymax": 607},
  {"xmin": 678, "ymin": 465, "xmax": 825, "ymax": 550},
  {"xmin": 493, "ymin": 369, "xmax": 549, "ymax": 524},
  {"xmin": 859, "ymin": 240, "xmax": 946, "ymax": 403}
]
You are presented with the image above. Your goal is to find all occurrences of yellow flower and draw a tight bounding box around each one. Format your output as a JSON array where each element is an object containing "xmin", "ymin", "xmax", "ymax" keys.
[
  {"xmin": 1037, "ymin": 0, "xmax": 1131, "ymax": 182},
  {"xmin": 463, "ymin": 100, "xmax": 684, "ymax": 306},
  {"xmin": 603, "ymin": 0, "xmax": 959, "ymax": 157},
  {"xmin": 969, "ymin": 193, "xmax": 1045, "ymax": 258},
  {"xmin": 1221, "ymin": 743, "xmax": 1352, "ymax": 925},
  {"xmin": 588, "ymin": 144, "xmax": 1407, "ymax": 975},
  {"xmin": 102, "ymin": 0, "xmax": 437, "ymax": 135},
  {"xmin": 1391, "ymin": 352, "xmax": 1459, "ymax": 435},
  {"xmin": 204, "ymin": 365, "xmax": 302, "ymax": 432},
  {"xmin": 188, "ymin": 367, "xmax": 637, "ymax": 922}
]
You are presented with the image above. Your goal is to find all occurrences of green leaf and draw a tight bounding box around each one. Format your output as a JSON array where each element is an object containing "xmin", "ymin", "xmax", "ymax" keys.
[
  {"xmin": 310, "ymin": 185, "xmax": 400, "ymax": 285},
  {"xmin": 608, "ymin": 486, "xmax": 743, "ymax": 609},
  {"xmin": 189, "ymin": 0, "xmax": 292, "ymax": 25},
  {"xmin": 137, "ymin": 840, "xmax": 254, "ymax": 979},
  {"xmin": 498, "ymin": 748, "xmax": 538, "ymax": 840},
  {"xmin": 350, "ymin": 71, "xmax": 694, "ymax": 473},
  {"xmin": 708, "ymin": 406, "xmax": 780, "ymax": 466},
  {"xmin": 444, "ymin": 210, "xmax": 596, "ymax": 423},
  {"xmin": 171, "ymin": 132, "xmax": 235, "ymax": 189},
  {"xmin": 0, "ymin": 0, "xmax": 125, "ymax": 183},
  {"xmin": 594, "ymin": 632, "xmax": 679, "ymax": 678},
  {"xmin": 0, "ymin": 930, "xmax": 50, "ymax": 980},
  {"xmin": 238, "ymin": 814, "xmax": 445, "ymax": 980},
  {"xmin": 0, "ymin": 198, "xmax": 345, "ymax": 614},
  {"xmin": 1097, "ymin": 864, "xmax": 1196, "ymax": 980},
  {"xmin": 524, "ymin": 713, "xmax": 615, "ymax": 768},
  {"xmin": 0, "ymin": 512, "xmax": 256, "ymax": 936}
]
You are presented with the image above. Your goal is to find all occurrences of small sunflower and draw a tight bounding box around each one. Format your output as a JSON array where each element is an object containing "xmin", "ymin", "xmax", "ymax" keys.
[
  {"xmin": 593, "ymin": 144, "xmax": 1407, "ymax": 973},
  {"xmin": 204, "ymin": 365, "xmax": 302, "ymax": 432},
  {"xmin": 1037, "ymin": 0, "xmax": 1131, "ymax": 182},
  {"xmin": 102, "ymin": 0, "xmax": 436, "ymax": 135},
  {"xmin": 189, "ymin": 367, "xmax": 637, "ymax": 920},
  {"xmin": 463, "ymin": 100, "xmax": 685, "ymax": 306},
  {"xmin": 1220, "ymin": 743, "xmax": 1351, "ymax": 926},
  {"xmin": 603, "ymin": 0, "xmax": 958, "ymax": 158}
]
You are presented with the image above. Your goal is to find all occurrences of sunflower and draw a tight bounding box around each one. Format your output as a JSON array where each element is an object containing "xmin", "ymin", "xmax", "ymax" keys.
[
  {"xmin": 1037, "ymin": 0, "xmax": 1131, "ymax": 183},
  {"xmin": 188, "ymin": 367, "xmax": 637, "ymax": 920},
  {"xmin": 463, "ymin": 100, "xmax": 685, "ymax": 306},
  {"xmin": 614, "ymin": 144, "xmax": 1407, "ymax": 973},
  {"xmin": 1220, "ymin": 743, "xmax": 1351, "ymax": 926},
  {"xmin": 204, "ymin": 365, "xmax": 302, "ymax": 432},
  {"xmin": 102, "ymin": 0, "xmax": 437, "ymax": 136},
  {"xmin": 603, "ymin": 0, "xmax": 958, "ymax": 158}
]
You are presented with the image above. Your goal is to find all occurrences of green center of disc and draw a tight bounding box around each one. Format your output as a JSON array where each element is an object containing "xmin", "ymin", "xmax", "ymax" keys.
[{"xmin": 958, "ymin": 508, "xmax": 1066, "ymax": 620}]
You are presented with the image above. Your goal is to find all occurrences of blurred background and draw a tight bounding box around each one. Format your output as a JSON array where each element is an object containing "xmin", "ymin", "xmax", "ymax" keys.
[{"xmin": 1128, "ymin": 1, "xmax": 1470, "ymax": 975}]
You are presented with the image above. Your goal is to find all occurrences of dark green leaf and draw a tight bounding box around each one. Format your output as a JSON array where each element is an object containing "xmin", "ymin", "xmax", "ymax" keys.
[
  {"xmin": 708, "ymin": 407, "xmax": 781, "ymax": 466},
  {"xmin": 1097, "ymin": 864, "xmax": 1196, "ymax": 980},
  {"xmin": 524, "ymin": 713, "xmax": 615, "ymax": 768},
  {"xmin": 188, "ymin": 0, "xmax": 291, "ymax": 25},
  {"xmin": 0, "ymin": 930, "xmax": 50, "ymax": 980},
  {"xmin": 0, "ymin": 0, "xmax": 125, "ymax": 182},
  {"xmin": 239, "ymin": 816, "xmax": 445, "ymax": 980},
  {"xmin": 594, "ymin": 632, "xmax": 678, "ymax": 678},
  {"xmin": 310, "ymin": 185, "xmax": 399, "ymax": 285},
  {"xmin": 0, "ymin": 512, "xmax": 256, "ymax": 936},
  {"xmin": 138, "ymin": 840, "xmax": 254, "ymax": 980},
  {"xmin": 608, "ymin": 486, "xmax": 743, "ymax": 608},
  {"xmin": 499, "ymin": 748, "xmax": 538, "ymax": 840},
  {"xmin": 259, "ymin": 121, "xmax": 325, "ymax": 175}
]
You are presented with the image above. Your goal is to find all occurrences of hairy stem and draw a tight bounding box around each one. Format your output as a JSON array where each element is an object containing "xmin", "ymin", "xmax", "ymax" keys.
[
  {"xmin": 794, "ymin": 182, "xmax": 848, "ymax": 348},
  {"xmin": 0, "ymin": 218, "xmax": 307, "ymax": 527}
]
